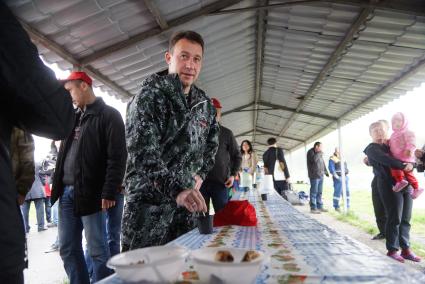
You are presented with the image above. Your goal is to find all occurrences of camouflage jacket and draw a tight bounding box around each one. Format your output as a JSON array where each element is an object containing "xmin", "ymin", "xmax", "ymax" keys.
[
  {"xmin": 122, "ymin": 73, "xmax": 219, "ymax": 250},
  {"xmin": 10, "ymin": 128, "xmax": 35, "ymax": 197}
]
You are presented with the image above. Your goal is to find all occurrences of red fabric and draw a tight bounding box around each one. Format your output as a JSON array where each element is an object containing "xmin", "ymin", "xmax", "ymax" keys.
[
  {"xmin": 391, "ymin": 169, "xmax": 418, "ymax": 189},
  {"xmin": 213, "ymin": 200, "xmax": 257, "ymax": 227},
  {"xmin": 404, "ymin": 171, "xmax": 418, "ymax": 189},
  {"xmin": 44, "ymin": 180, "xmax": 51, "ymax": 197},
  {"xmin": 391, "ymin": 168, "xmax": 404, "ymax": 183}
]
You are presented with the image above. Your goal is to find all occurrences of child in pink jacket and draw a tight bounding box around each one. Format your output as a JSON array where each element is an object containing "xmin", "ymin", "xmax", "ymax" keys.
[{"xmin": 389, "ymin": 112, "xmax": 423, "ymax": 199}]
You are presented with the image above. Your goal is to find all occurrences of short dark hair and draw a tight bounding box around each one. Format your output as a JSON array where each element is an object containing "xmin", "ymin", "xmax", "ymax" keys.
[
  {"xmin": 267, "ymin": 137, "xmax": 277, "ymax": 145},
  {"xmin": 169, "ymin": 30, "xmax": 204, "ymax": 54},
  {"xmin": 314, "ymin": 142, "xmax": 321, "ymax": 148}
]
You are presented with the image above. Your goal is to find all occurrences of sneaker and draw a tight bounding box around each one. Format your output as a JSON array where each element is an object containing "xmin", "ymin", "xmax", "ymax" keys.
[
  {"xmin": 310, "ymin": 209, "xmax": 321, "ymax": 214},
  {"xmin": 38, "ymin": 227, "xmax": 48, "ymax": 232},
  {"xmin": 401, "ymin": 249, "xmax": 421, "ymax": 262},
  {"xmin": 411, "ymin": 188, "xmax": 424, "ymax": 199},
  {"xmin": 372, "ymin": 233, "xmax": 385, "ymax": 240},
  {"xmin": 387, "ymin": 251, "xmax": 404, "ymax": 263},
  {"xmin": 319, "ymin": 208, "xmax": 328, "ymax": 213},
  {"xmin": 51, "ymin": 243, "xmax": 59, "ymax": 251},
  {"xmin": 47, "ymin": 223, "xmax": 57, "ymax": 228},
  {"xmin": 335, "ymin": 207, "xmax": 341, "ymax": 213},
  {"xmin": 393, "ymin": 180, "xmax": 409, "ymax": 192}
]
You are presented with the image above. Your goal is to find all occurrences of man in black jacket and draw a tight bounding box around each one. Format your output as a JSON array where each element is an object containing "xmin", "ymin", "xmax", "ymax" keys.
[
  {"xmin": 200, "ymin": 98, "xmax": 241, "ymax": 212},
  {"xmin": 263, "ymin": 138, "xmax": 290, "ymax": 198},
  {"xmin": 51, "ymin": 72, "xmax": 127, "ymax": 284},
  {"xmin": 307, "ymin": 142, "xmax": 329, "ymax": 214},
  {"xmin": 0, "ymin": 3, "xmax": 75, "ymax": 282}
]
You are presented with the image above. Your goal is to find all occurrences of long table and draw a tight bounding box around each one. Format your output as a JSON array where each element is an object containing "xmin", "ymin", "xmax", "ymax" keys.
[{"xmin": 99, "ymin": 189, "xmax": 425, "ymax": 283}]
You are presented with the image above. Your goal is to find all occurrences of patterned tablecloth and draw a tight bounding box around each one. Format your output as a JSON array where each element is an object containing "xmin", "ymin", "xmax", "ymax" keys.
[{"xmin": 99, "ymin": 189, "xmax": 425, "ymax": 283}]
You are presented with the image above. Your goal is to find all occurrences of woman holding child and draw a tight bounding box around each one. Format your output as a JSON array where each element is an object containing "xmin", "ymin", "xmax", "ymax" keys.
[{"xmin": 364, "ymin": 120, "xmax": 420, "ymax": 263}]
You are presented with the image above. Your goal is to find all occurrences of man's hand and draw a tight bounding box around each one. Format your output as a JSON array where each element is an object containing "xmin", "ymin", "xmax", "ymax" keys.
[
  {"xmin": 405, "ymin": 150, "xmax": 412, "ymax": 157},
  {"xmin": 404, "ymin": 163, "xmax": 414, "ymax": 172},
  {"xmin": 286, "ymin": 177, "xmax": 290, "ymax": 184},
  {"xmin": 363, "ymin": 156, "xmax": 369, "ymax": 166},
  {"xmin": 415, "ymin": 149, "xmax": 424, "ymax": 159},
  {"xmin": 102, "ymin": 199, "xmax": 116, "ymax": 210},
  {"xmin": 176, "ymin": 189, "xmax": 207, "ymax": 213},
  {"xmin": 17, "ymin": 194, "xmax": 26, "ymax": 205},
  {"xmin": 193, "ymin": 175, "xmax": 203, "ymax": 191},
  {"xmin": 224, "ymin": 176, "xmax": 235, "ymax": 188}
]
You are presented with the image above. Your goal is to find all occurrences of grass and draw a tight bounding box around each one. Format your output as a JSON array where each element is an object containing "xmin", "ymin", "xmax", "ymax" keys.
[{"xmin": 293, "ymin": 183, "xmax": 425, "ymax": 258}]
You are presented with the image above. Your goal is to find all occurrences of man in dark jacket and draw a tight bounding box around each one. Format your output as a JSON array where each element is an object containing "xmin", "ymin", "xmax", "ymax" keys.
[
  {"xmin": 51, "ymin": 71, "xmax": 127, "ymax": 284},
  {"xmin": 307, "ymin": 142, "xmax": 329, "ymax": 213},
  {"xmin": 0, "ymin": 3, "xmax": 75, "ymax": 282},
  {"xmin": 122, "ymin": 31, "xmax": 219, "ymax": 251},
  {"xmin": 200, "ymin": 98, "xmax": 241, "ymax": 213},
  {"xmin": 263, "ymin": 137, "xmax": 290, "ymax": 198}
]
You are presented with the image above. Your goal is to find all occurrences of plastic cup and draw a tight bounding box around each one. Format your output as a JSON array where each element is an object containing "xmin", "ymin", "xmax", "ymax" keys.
[
  {"xmin": 261, "ymin": 193, "xmax": 268, "ymax": 201},
  {"xmin": 197, "ymin": 214, "xmax": 213, "ymax": 234}
]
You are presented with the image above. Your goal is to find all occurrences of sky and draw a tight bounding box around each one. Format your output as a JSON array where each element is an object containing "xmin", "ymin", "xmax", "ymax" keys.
[{"xmin": 33, "ymin": 62, "xmax": 425, "ymax": 206}]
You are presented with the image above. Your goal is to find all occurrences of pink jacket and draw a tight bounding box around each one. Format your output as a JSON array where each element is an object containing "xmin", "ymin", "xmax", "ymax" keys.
[{"xmin": 389, "ymin": 112, "xmax": 416, "ymax": 163}]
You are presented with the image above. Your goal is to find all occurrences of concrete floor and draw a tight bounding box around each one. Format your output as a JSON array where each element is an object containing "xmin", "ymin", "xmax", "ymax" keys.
[{"xmin": 24, "ymin": 225, "xmax": 67, "ymax": 284}]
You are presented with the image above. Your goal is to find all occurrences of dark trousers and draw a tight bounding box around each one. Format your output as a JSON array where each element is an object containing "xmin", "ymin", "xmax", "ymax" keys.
[
  {"xmin": 0, "ymin": 270, "xmax": 24, "ymax": 284},
  {"xmin": 44, "ymin": 196, "xmax": 51, "ymax": 223},
  {"xmin": 377, "ymin": 177, "xmax": 413, "ymax": 252},
  {"xmin": 274, "ymin": 180, "xmax": 288, "ymax": 200},
  {"xmin": 371, "ymin": 177, "xmax": 386, "ymax": 235},
  {"xmin": 200, "ymin": 180, "xmax": 229, "ymax": 213}
]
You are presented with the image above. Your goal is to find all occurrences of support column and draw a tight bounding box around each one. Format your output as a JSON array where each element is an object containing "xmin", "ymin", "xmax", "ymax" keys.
[{"xmin": 337, "ymin": 120, "xmax": 348, "ymax": 213}]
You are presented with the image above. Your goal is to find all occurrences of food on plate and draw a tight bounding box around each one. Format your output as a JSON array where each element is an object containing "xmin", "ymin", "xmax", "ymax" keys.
[
  {"xmin": 242, "ymin": 250, "xmax": 261, "ymax": 262},
  {"xmin": 215, "ymin": 250, "xmax": 234, "ymax": 262},
  {"xmin": 128, "ymin": 259, "xmax": 145, "ymax": 265}
]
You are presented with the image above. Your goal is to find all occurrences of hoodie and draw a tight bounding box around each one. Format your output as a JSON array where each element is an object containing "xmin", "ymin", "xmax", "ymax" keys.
[{"xmin": 389, "ymin": 112, "xmax": 416, "ymax": 163}]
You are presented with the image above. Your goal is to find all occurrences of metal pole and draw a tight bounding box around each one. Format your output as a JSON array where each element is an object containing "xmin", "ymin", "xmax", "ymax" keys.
[
  {"xmin": 337, "ymin": 120, "xmax": 348, "ymax": 213},
  {"xmin": 304, "ymin": 143, "xmax": 308, "ymax": 183}
]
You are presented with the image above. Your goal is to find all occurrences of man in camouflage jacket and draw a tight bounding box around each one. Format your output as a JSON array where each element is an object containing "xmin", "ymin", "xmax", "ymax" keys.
[{"xmin": 122, "ymin": 31, "xmax": 219, "ymax": 250}]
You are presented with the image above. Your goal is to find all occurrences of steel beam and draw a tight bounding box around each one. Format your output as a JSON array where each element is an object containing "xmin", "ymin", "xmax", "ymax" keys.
[
  {"xmin": 276, "ymin": 7, "xmax": 373, "ymax": 138},
  {"xmin": 143, "ymin": 0, "xmax": 169, "ymax": 30},
  {"xmin": 253, "ymin": 0, "xmax": 268, "ymax": 143},
  {"xmin": 80, "ymin": 0, "xmax": 244, "ymax": 65},
  {"xmin": 209, "ymin": 0, "xmax": 425, "ymax": 16},
  {"xmin": 300, "ymin": 56, "xmax": 425, "ymax": 148},
  {"xmin": 19, "ymin": 20, "xmax": 133, "ymax": 99}
]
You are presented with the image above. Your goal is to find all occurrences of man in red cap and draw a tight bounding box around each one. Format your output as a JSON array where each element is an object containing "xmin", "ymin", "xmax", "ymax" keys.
[
  {"xmin": 200, "ymin": 98, "xmax": 241, "ymax": 212},
  {"xmin": 51, "ymin": 71, "xmax": 127, "ymax": 283}
]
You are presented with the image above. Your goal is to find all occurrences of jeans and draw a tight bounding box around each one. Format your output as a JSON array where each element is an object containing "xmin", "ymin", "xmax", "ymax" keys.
[
  {"xmin": 309, "ymin": 177, "xmax": 324, "ymax": 210},
  {"xmin": 371, "ymin": 177, "xmax": 386, "ymax": 235},
  {"xmin": 59, "ymin": 186, "xmax": 112, "ymax": 284},
  {"xmin": 44, "ymin": 197, "xmax": 52, "ymax": 223},
  {"xmin": 332, "ymin": 176, "xmax": 350, "ymax": 209},
  {"xmin": 21, "ymin": 198, "xmax": 45, "ymax": 232},
  {"xmin": 200, "ymin": 180, "xmax": 229, "ymax": 213},
  {"xmin": 86, "ymin": 193, "xmax": 125, "ymax": 279},
  {"xmin": 377, "ymin": 177, "xmax": 413, "ymax": 252},
  {"xmin": 52, "ymin": 200, "xmax": 59, "ymax": 225}
]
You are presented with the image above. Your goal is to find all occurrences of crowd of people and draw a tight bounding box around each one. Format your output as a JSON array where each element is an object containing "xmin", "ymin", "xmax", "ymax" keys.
[{"xmin": 1, "ymin": 2, "xmax": 424, "ymax": 283}]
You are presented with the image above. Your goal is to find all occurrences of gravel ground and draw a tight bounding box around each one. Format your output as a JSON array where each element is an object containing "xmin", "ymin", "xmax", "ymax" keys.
[{"xmin": 295, "ymin": 203, "xmax": 425, "ymax": 272}]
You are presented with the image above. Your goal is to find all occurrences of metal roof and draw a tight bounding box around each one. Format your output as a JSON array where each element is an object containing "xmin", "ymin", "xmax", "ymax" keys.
[{"xmin": 6, "ymin": 0, "xmax": 425, "ymax": 154}]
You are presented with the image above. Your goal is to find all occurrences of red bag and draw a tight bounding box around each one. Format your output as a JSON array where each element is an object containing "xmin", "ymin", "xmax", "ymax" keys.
[{"xmin": 213, "ymin": 200, "xmax": 257, "ymax": 227}]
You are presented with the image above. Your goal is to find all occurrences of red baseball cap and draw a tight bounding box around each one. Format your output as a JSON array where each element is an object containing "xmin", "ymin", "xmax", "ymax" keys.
[
  {"xmin": 62, "ymin": 71, "xmax": 92, "ymax": 86},
  {"xmin": 211, "ymin": 98, "xmax": 222, "ymax": 109}
]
